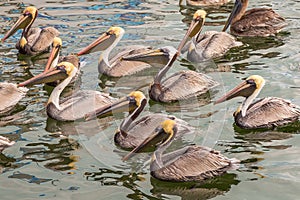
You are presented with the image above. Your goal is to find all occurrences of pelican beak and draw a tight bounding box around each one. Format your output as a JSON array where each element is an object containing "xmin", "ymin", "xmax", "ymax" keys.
[
  {"xmin": 44, "ymin": 44, "xmax": 60, "ymax": 72},
  {"xmin": 17, "ymin": 66, "xmax": 68, "ymax": 87},
  {"xmin": 177, "ymin": 16, "xmax": 204, "ymax": 53},
  {"xmin": 222, "ymin": 0, "xmax": 243, "ymax": 32},
  {"xmin": 84, "ymin": 95, "xmax": 137, "ymax": 121},
  {"xmin": 122, "ymin": 126, "xmax": 169, "ymax": 161},
  {"xmin": 122, "ymin": 48, "xmax": 170, "ymax": 64},
  {"xmin": 2, "ymin": 14, "xmax": 32, "ymax": 43},
  {"xmin": 77, "ymin": 32, "xmax": 115, "ymax": 56},
  {"xmin": 214, "ymin": 79, "xmax": 256, "ymax": 104}
]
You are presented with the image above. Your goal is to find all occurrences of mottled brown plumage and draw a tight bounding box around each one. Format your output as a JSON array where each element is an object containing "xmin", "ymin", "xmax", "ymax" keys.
[
  {"xmin": 215, "ymin": 75, "xmax": 300, "ymax": 129},
  {"xmin": 123, "ymin": 119, "xmax": 239, "ymax": 182},
  {"xmin": 2, "ymin": 7, "xmax": 59, "ymax": 55},
  {"xmin": 223, "ymin": 0, "xmax": 286, "ymax": 36},
  {"xmin": 234, "ymin": 97, "xmax": 300, "ymax": 129}
]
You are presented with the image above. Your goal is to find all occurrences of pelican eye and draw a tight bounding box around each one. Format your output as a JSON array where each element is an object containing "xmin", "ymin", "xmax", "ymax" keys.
[
  {"xmin": 23, "ymin": 11, "xmax": 32, "ymax": 16},
  {"xmin": 56, "ymin": 65, "xmax": 67, "ymax": 73},
  {"xmin": 106, "ymin": 31, "xmax": 113, "ymax": 36},
  {"xmin": 127, "ymin": 96, "xmax": 136, "ymax": 104},
  {"xmin": 246, "ymin": 79, "xmax": 256, "ymax": 86}
]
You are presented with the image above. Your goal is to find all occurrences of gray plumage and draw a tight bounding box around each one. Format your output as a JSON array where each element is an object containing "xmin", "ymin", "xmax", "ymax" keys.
[
  {"xmin": 182, "ymin": 31, "xmax": 242, "ymax": 62},
  {"xmin": 234, "ymin": 97, "xmax": 300, "ymax": 129},
  {"xmin": 115, "ymin": 113, "xmax": 193, "ymax": 149},
  {"xmin": 150, "ymin": 70, "xmax": 219, "ymax": 102},
  {"xmin": 151, "ymin": 145, "xmax": 239, "ymax": 182}
]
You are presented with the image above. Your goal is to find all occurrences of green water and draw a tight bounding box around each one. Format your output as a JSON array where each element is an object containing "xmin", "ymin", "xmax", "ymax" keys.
[{"xmin": 0, "ymin": 0, "xmax": 299, "ymax": 199}]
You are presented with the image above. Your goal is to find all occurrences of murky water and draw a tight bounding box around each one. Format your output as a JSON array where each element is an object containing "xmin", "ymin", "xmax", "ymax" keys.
[{"xmin": 0, "ymin": 0, "xmax": 300, "ymax": 199}]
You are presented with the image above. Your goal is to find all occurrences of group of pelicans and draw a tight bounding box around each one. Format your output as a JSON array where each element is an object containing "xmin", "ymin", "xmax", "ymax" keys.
[{"xmin": 1, "ymin": 0, "xmax": 299, "ymax": 182}]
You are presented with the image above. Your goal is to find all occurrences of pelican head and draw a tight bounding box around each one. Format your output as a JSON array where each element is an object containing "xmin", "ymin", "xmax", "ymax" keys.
[
  {"xmin": 17, "ymin": 61, "xmax": 75, "ymax": 87},
  {"xmin": 2, "ymin": 6, "xmax": 38, "ymax": 43},
  {"xmin": 77, "ymin": 26, "xmax": 125, "ymax": 56},
  {"xmin": 177, "ymin": 10, "xmax": 207, "ymax": 52},
  {"xmin": 122, "ymin": 119, "xmax": 177, "ymax": 161},
  {"xmin": 44, "ymin": 37, "xmax": 62, "ymax": 72},
  {"xmin": 222, "ymin": 0, "xmax": 248, "ymax": 32},
  {"xmin": 122, "ymin": 46, "xmax": 178, "ymax": 65},
  {"xmin": 214, "ymin": 75, "xmax": 265, "ymax": 117},
  {"xmin": 85, "ymin": 91, "xmax": 146, "ymax": 121}
]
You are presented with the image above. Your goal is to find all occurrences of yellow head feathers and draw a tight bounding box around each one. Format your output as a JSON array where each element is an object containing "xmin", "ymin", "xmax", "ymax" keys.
[
  {"xmin": 107, "ymin": 27, "xmax": 125, "ymax": 37},
  {"xmin": 52, "ymin": 37, "xmax": 62, "ymax": 47},
  {"xmin": 57, "ymin": 62, "xmax": 75, "ymax": 76},
  {"xmin": 128, "ymin": 91, "xmax": 146, "ymax": 107},
  {"xmin": 194, "ymin": 10, "xmax": 207, "ymax": 20},
  {"xmin": 246, "ymin": 75, "xmax": 265, "ymax": 89}
]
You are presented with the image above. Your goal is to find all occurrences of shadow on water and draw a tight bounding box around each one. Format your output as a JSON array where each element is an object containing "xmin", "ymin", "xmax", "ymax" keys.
[{"xmin": 150, "ymin": 173, "xmax": 240, "ymax": 200}]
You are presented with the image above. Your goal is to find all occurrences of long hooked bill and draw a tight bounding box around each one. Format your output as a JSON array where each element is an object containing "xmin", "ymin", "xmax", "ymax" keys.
[
  {"xmin": 17, "ymin": 66, "xmax": 68, "ymax": 87},
  {"xmin": 77, "ymin": 32, "xmax": 113, "ymax": 56},
  {"xmin": 122, "ymin": 48, "xmax": 170, "ymax": 64},
  {"xmin": 44, "ymin": 45, "xmax": 60, "ymax": 72},
  {"xmin": 2, "ymin": 14, "xmax": 31, "ymax": 43},
  {"xmin": 84, "ymin": 96, "xmax": 135, "ymax": 121},
  {"xmin": 122, "ymin": 127, "xmax": 169, "ymax": 161},
  {"xmin": 214, "ymin": 80, "xmax": 256, "ymax": 104},
  {"xmin": 222, "ymin": 0, "xmax": 243, "ymax": 32},
  {"xmin": 177, "ymin": 16, "xmax": 204, "ymax": 53}
]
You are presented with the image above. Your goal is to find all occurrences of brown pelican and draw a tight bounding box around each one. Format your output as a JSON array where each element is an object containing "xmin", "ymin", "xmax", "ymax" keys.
[
  {"xmin": 178, "ymin": 10, "xmax": 242, "ymax": 62},
  {"xmin": 18, "ymin": 61, "xmax": 115, "ymax": 121},
  {"xmin": 222, "ymin": 0, "xmax": 287, "ymax": 37},
  {"xmin": 2, "ymin": 6, "xmax": 59, "ymax": 55},
  {"xmin": 85, "ymin": 91, "xmax": 193, "ymax": 149},
  {"xmin": 0, "ymin": 136, "xmax": 15, "ymax": 152},
  {"xmin": 77, "ymin": 26, "xmax": 156, "ymax": 77},
  {"xmin": 123, "ymin": 119, "xmax": 239, "ymax": 182},
  {"xmin": 181, "ymin": 0, "xmax": 231, "ymax": 7},
  {"xmin": 214, "ymin": 75, "xmax": 300, "ymax": 129},
  {"xmin": 123, "ymin": 46, "xmax": 219, "ymax": 102},
  {"xmin": 0, "ymin": 82, "xmax": 28, "ymax": 116}
]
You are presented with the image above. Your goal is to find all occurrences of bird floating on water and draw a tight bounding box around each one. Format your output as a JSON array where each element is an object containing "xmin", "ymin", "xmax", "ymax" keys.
[
  {"xmin": 222, "ymin": 0, "xmax": 287, "ymax": 37},
  {"xmin": 214, "ymin": 75, "xmax": 300, "ymax": 129},
  {"xmin": 2, "ymin": 6, "xmax": 59, "ymax": 55},
  {"xmin": 18, "ymin": 60, "xmax": 115, "ymax": 121},
  {"xmin": 179, "ymin": 10, "xmax": 242, "ymax": 62},
  {"xmin": 77, "ymin": 26, "xmax": 158, "ymax": 77},
  {"xmin": 123, "ymin": 119, "xmax": 239, "ymax": 182},
  {"xmin": 85, "ymin": 91, "xmax": 193, "ymax": 149},
  {"xmin": 123, "ymin": 46, "xmax": 218, "ymax": 103}
]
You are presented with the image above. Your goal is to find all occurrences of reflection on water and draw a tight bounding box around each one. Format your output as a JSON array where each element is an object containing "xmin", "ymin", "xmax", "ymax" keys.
[{"xmin": 0, "ymin": 0, "xmax": 300, "ymax": 199}]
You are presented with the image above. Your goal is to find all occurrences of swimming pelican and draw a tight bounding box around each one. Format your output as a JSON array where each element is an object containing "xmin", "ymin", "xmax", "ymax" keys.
[
  {"xmin": 85, "ymin": 91, "xmax": 193, "ymax": 149},
  {"xmin": 0, "ymin": 82, "xmax": 28, "ymax": 116},
  {"xmin": 181, "ymin": 0, "xmax": 231, "ymax": 7},
  {"xmin": 2, "ymin": 6, "xmax": 59, "ymax": 55},
  {"xmin": 214, "ymin": 75, "xmax": 300, "ymax": 129},
  {"xmin": 0, "ymin": 136, "xmax": 15, "ymax": 152},
  {"xmin": 122, "ymin": 46, "xmax": 219, "ymax": 102},
  {"xmin": 77, "ymin": 26, "xmax": 155, "ymax": 77},
  {"xmin": 178, "ymin": 10, "xmax": 242, "ymax": 62},
  {"xmin": 222, "ymin": 0, "xmax": 287, "ymax": 37},
  {"xmin": 123, "ymin": 119, "xmax": 239, "ymax": 182},
  {"xmin": 18, "ymin": 61, "xmax": 115, "ymax": 121}
]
